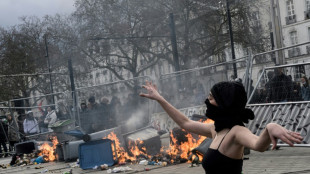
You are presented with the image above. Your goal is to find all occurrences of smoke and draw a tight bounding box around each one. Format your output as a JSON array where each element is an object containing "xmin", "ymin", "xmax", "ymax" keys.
[{"xmin": 123, "ymin": 104, "xmax": 150, "ymax": 133}]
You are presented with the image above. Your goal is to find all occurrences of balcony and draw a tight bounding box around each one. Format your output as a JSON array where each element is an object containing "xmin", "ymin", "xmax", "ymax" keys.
[
  {"xmin": 285, "ymin": 15, "xmax": 297, "ymax": 25},
  {"xmin": 288, "ymin": 47, "xmax": 301, "ymax": 57},
  {"xmin": 305, "ymin": 11, "xmax": 310, "ymax": 20}
]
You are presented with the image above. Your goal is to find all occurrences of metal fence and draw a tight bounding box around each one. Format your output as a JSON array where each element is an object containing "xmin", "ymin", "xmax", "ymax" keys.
[
  {"xmin": 74, "ymin": 76, "xmax": 153, "ymax": 135},
  {"xmin": 0, "ymin": 92, "xmax": 69, "ymax": 156},
  {"xmin": 157, "ymin": 58, "xmax": 249, "ymax": 111},
  {"xmin": 246, "ymin": 41, "xmax": 310, "ymax": 145}
]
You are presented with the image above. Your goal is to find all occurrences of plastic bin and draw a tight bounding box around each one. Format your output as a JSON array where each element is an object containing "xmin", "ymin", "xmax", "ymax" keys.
[{"xmin": 79, "ymin": 139, "xmax": 116, "ymax": 169}]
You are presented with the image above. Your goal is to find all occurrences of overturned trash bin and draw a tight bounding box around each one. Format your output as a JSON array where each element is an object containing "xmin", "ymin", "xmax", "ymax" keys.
[
  {"xmin": 15, "ymin": 141, "xmax": 52, "ymax": 154},
  {"xmin": 79, "ymin": 139, "xmax": 117, "ymax": 169},
  {"xmin": 125, "ymin": 127, "xmax": 161, "ymax": 156}
]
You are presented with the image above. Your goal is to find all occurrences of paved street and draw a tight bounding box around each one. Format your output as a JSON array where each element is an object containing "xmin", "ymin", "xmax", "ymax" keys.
[{"xmin": 0, "ymin": 147, "xmax": 309, "ymax": 174}]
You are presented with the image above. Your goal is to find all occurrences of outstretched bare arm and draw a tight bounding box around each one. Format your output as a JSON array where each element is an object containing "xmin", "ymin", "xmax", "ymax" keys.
[
  {"xmin": 235, "ymin": 123, "xmax": 303, "ymax": 152},
  {"xmin": 140, "ymin": 81, "xmax": 215, "ymax": 138}
]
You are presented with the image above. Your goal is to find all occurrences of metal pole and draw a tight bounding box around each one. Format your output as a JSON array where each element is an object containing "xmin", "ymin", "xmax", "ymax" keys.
[
  {"xmin": 270, "ymin": 0, "xmax": 284, "ymax": 65},
  {"xmin": 169, "ymin": 13, "xmax": 182, "ymax": 90},
  {"xmin": 68, "ymin": 58, "xmax": 79, "ymax": 127},
  {"xmin": 44, "ymin": 34, "xmax": 55, "ymax": 104},
  {"xmin": 226, "ymin": 0, "xmax": 237, "ymax": 78},
  {"xmin": 169, "ymin": 13, "xmax": 180, "ymax": 72},
  {"xmin": 247, "ymin": 67, "xmax": 265, "ymax": 105}
]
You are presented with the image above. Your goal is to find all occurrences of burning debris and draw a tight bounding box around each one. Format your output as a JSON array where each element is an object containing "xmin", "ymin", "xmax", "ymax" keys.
[
  {"xmin": 9, "ymin": 136, "xmax": 59, "ymax": 167},
  {"xmin": 102, "ymin": 119, "xmax": 214, "ymax": 168}
]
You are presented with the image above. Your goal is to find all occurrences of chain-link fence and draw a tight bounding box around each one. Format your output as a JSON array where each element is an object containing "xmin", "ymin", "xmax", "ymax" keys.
[
  {"xmin": 150, "ymin": 59, "xmax": 249, "ymax": 132},
  {"xmin": 74, "ymin": 76, "xmax": 153, "ymax": 135},
  {"xmin": 248, "ymin": 62, "xmax": 310, "ymax": 104},
  {"xmin": 0, "ymin": 92, "xmax": 69, "ymax": 156}
]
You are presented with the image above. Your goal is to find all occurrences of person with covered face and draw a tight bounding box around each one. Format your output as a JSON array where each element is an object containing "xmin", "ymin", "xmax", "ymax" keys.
[{"xmin": 140, "ymin": 81, "xmax": 303, "ymax": 174}]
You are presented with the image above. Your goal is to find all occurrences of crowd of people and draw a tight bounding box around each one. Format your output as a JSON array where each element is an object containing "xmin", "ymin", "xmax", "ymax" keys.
[
  {"xmin": 251, "ymin": 68, "xmax": 310, "ymax": 104},
  {"xmin": 0, "ymin": 106, "xmax": 58, "ymax": 157},
  {"xmin": 79, "ymin": 94, "xmax": 139, "ymax": 134}
]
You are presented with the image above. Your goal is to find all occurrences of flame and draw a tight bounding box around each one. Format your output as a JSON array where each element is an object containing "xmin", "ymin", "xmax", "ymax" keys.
[
  {"xmin": 38, "ymin": 136, "xmax": 59, "ymax": 162},
  {"xmin": 166, "ymin": 118, "xmax": 214, "ymax": 162},
  {"xmin": 104, "ymin": 132, "xmax": 150, "ymax": 163},
  {"xmin": 103, "ymin": 119, "xmax": 214, "ymax": 164}
]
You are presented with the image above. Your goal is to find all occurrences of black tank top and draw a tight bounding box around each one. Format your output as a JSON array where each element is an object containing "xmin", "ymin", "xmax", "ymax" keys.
[{"xmin": 202, "ymin": 130, "xmax": 243, "ymax": 174}]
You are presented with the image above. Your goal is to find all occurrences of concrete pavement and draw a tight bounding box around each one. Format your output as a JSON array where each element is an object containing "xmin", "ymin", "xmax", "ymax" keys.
[{"xmin": 0, "ymin": 147, "xmax": 309, "ymax": 173}]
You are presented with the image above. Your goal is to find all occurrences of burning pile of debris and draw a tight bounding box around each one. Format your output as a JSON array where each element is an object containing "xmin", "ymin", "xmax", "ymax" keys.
[
  {"xmin": 3, "ymin": 119, "xmax": 213, "ymax": 171},
  {"xmin": 9, "ymin": 136, "xmax": 59, "ymax": 167},
  {"xmin": 102, "ymin": 118, "xmax": 214, "ymax": 169}
]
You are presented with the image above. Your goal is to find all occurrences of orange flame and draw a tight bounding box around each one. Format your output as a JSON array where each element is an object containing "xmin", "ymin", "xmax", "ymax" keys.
[
  {"xmin": 166, "ymin": 118, "xmax": 214, "ymax": 162},
  {"xmin": 103, "ymin": 119, "xmax": 214, "ymax": 164},
  {"xmin": 104, "ymin": 132, "xmax": 151, "ymax": 163},
  {"xmin": 38, "ymin": 136, "xmax": 59, "ymax": 162}
]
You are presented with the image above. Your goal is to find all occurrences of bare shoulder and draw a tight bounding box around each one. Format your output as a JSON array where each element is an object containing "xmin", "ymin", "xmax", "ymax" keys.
[{"xmin": 230, "ymin": 125, "xmax": 252, "ymax": 137}]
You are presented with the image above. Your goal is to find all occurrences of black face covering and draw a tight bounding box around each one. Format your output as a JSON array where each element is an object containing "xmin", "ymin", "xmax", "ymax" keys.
[{"xmin": 205, "ymin": 82, "xmax": 255, "ymax": 132}]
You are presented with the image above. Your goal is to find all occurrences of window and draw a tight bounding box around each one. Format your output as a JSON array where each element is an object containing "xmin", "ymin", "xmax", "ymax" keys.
[
  {"xmin": 286, "ymin": 0, "xmax": 295, "ymax": 16},
  {"xmin": 306, "ymin": 0, "xmax": 310, "ymax": 11},
  {"xmin": 289, "ymin": 31, "xmax": 298, "ymax": 45},
  {"xmin": 308, "ymin": 27, "xmax": 310, "ymax": 41},
  {"xmin": 251, "ymin": 11, "xmax": 260, "ymax": 27}
]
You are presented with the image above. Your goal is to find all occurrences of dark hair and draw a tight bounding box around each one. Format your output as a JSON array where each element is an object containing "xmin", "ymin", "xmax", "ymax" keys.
[{"xmin": 88, "ymin": 96, "xmax": 95, "ymax": 103}]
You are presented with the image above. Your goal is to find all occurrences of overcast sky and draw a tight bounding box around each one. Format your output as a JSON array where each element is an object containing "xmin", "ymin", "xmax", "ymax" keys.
[{"xmin": 0, "ymin": 0, "xmax": 76, "ymax": 28}]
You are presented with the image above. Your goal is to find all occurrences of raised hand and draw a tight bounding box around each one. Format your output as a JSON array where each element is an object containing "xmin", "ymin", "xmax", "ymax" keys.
[
  {"xmin": 267, "ymin": 123, "xmax": 303, "ymax": 150},
  {"xmin": 139, "ymin": 81, "xmax": 163, "ymax": 101}
]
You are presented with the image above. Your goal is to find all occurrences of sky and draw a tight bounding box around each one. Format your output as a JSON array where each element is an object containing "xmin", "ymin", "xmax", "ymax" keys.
[{"xmin": 0, "ymin": 0, "xmax": 76, "ymax": 28}]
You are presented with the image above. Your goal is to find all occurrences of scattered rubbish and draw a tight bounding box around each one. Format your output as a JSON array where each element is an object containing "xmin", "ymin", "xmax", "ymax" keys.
[
  {"xmin": 41, "ymin": 169, "xmax": 48, "ymax": 173},
  {"xmin": 34, "ymin": 156, "xmax": 46, "ymax": 164},
  {"xmin": 145, "ymin": 168, "xmax": 150, "ymax": 171},
  {"xmin": 68, "ymin": 162, "xmax": 79, "ymax": 168},
  {"xmin": 100, "ymin": 164, "xmax": 109, "ymax": 170},
  {"xmin": 107, "ymin": 166, "xmax": 133, "ymax": 173},
  {"xmin": 35, "ymin": 166, "xmax": 44, "ymax": 169},
  {"xmin": 139, "ymin": 160, "xmax": 148, "ymax": 165},
  {"xmin": 0, "ymin": 164, "xmax": 7, "ymax": 169},
  {"xmin": 63, "ymin": 169, "xmax": 73, "ymax": 174},
  {"xmin": 93, "ymin": 165, "xmax": 98, "ymax": 169},
  {"xmin": 147, "ymin": 161, "xmax": 156, "ymax": 165},
  {"xmin": 161, "ymin": 162, "xmax": 167, "ymax": 166}
]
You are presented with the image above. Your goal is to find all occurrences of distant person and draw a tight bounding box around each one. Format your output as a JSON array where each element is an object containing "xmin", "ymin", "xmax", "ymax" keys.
[
  {"xmin": 80, "ymin": 100, "xmax": 88, "ymax": 113},
  {"xmin": 38, "ymin": 108, "xmax": 48, "ymax": 133},
  {"xmin": 17, "ymin": 114, "xmax": 25, "ymax": 138},
  {"xmin": 23, "ymin": 111, "xmax": 39, "ymax": 136},
  {"xmin": 230, "ymin": 74, "xmax": 236, "ymax": 82},
  {"xmin": 140, "ymin": 80, "xmax": 303, "ymax": 174},
  {"xmin": 265, "ymin": 71, "xmax": 274, "ymax": 102},
  {"xmin": 300, "ymin": 76, "xmax": 310, "ymax": 101},
  {"xmin": 110, "ymin": 96, "xmax": 122, "ymax": 124},
  {"xmin": 6, "ymin": 112, "xmax": 19, "ymax": 152},
  {"xmin": 292, "ymin": 81, "xmax": 302, "ymax": 101},
  {"xmin": 88, "ymin": 96, "xmax": 99, "ymax": 110},
  {"xmin": 96, "ymin": 97, "xmax": 114, "ymax": 130},
  {"xmin": 44, "ymin": 106, "xmax": 57, "ymax": 132},
  {"xmin": 267, "ymin": 68, "xmax": 294, "ymax": 102},
  {"xmin": 0, "ymin": 118, "xmax": 8, "ymax": 157}
]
